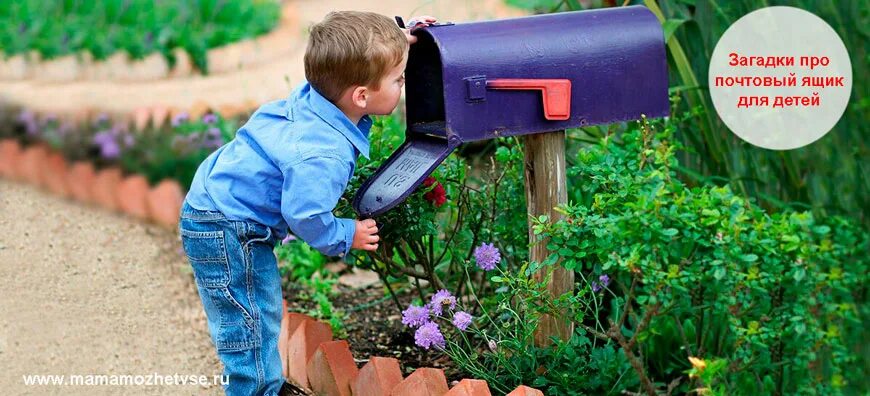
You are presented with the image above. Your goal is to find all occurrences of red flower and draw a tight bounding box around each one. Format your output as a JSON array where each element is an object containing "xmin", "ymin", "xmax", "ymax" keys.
[{"xmin": 422, "ymin": 176, "xmax": 447, "ymax": 207}]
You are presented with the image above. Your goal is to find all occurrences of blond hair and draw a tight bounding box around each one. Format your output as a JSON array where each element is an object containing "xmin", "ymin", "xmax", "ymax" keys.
[{"xmin": 304, "ymin": 11, "xmax": 408, "ymax": 102}]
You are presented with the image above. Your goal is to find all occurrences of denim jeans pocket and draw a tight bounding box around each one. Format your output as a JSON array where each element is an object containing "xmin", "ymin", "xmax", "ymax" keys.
[
  {"xmin": 180, "ymin": 229, "xmax": 230, "ymax": 287},
  {"xmin": 181, "ymin": 227, "xmax": 258, "ymax": 351}
]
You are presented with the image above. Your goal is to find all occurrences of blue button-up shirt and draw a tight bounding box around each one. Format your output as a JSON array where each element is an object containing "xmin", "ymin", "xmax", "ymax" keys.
[{"xmin": 185, "ymin": 82, "xmax": 372, "ymax": 258}]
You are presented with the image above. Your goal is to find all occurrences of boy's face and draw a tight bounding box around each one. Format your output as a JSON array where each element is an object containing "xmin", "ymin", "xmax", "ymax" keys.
[{"xmin": 364, "ymin": 52, "xmax": 408, "ymax": 115}]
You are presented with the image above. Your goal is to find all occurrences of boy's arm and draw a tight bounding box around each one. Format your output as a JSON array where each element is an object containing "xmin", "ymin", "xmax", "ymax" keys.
[{"xmin": 280, "ymin": 156, "xmax": 355, "ymax": 258}]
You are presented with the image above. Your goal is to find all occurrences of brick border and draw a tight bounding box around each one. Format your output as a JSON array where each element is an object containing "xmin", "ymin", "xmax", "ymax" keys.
[{"xmin": 0, "ymin": 138, "xmax": 185, "ymax": 229}]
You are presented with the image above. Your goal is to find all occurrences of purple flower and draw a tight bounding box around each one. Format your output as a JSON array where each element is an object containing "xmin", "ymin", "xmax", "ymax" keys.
[
  {"xmin": 203, "ymin": 137, "xmax": 222, "ymax": 149},
  {"xmin": 171, "ymin": 112, "xmax": 189, "ymax": 127},
  {"xmin": 123, "ymin": 134, "xmax": 135, "ymax": 148},
  {"xmin": 99, "ymin": 139, "xmax": 121, "ymax": 159},
  {"xmin": 93, "ymin": 130, "xmax": 113, "ymax": 145},
  {"xmin": 19, "ymin": 110, "xmax": 39, "ymax": 135},
  {"xmin": 473, "ymin": 242, "xmax": 501, "ymax": 271},
  {"xmin": 452, "ymin": 311, "xmax": 472, "ymax": 331},
  {"xmin": 414, "ymin": 322, "xmax": 445, "ymax": 350},
  {"xmin": 401, "ymin": 304, "xmax": 430, "ymax": 328},
  {"xmin": 203, "ymin": 127, "xmax": 224, "ymax": 148},
  {"xmin": 281, "ymin": 234, "xmax": 296, "ymax": 245},
  {"xmin": 17, "ymin": 110, "xmax": 35, "ymax": 124},
  {"xmin": 591, "ymin": 274, "xmax": 610, "ymax": 292},
  {"xmin": 487, "ymin": 339, "xmax": 498, "ymax": 352},
  {"xmin": 202, "ymin": 113, "xmax": 218, "ymax": 124},
  {"xmin": 429, "ymin": 289, "xmax": 456, "ymax": 316}
]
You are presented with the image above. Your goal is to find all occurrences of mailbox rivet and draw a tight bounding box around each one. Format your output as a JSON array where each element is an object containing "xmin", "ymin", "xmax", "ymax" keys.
[{"xmin": 475, "ymin": 82, "xmax": 481, "ymax": 86}]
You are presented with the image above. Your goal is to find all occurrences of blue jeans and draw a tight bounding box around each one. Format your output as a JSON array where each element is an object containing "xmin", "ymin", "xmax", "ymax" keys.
[{"xmin": 179, "ymin": 202, "xmax": 284, "ymax": 396}]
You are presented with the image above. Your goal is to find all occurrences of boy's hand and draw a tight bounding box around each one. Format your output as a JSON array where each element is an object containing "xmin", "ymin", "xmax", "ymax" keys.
[
  {"xmin": 403, "ymin": 15, "xmax": 437, "ymax": 44},
  {"xmin": 352, "ymin": 218, "xmax": 379, "ymax": 251}
]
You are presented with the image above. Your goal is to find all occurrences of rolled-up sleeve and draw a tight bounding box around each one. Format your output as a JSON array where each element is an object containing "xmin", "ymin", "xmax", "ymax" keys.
[{"xmin": 280, "ymin": 156, "xmax": 356, "ymax": 258}]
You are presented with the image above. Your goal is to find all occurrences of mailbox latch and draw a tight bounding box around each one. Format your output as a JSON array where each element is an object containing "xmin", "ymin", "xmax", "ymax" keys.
[
  {"xmin": 463, "ymin": 76, "xmax": 572, "ymax": 121},
  {"xmin": 465, "ymin": 76, "xmax": 488, "ymax": 102}
]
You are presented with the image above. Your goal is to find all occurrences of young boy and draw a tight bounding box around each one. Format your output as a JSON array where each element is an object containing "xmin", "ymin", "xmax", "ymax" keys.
[{"xmin": 179, "ymin": 11, "xmax": 435, "ymax": 395}]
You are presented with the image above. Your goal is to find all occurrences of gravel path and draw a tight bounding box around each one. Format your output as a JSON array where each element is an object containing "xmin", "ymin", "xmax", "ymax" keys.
[{"xmin": 0, "ymin": 179, "xmax": 222, "ymax": 395}]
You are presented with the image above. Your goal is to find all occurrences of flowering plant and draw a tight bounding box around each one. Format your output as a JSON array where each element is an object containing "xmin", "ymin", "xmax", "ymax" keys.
[
  {"xmin": 336, "ymin": 108, "xmax": 868, "ymax": 396},
  {"xmin": 335, "ymin": 114, "xmax": 529, "ymax": 300},
  {"xmin": 119, "ymin": 111, "xmax": 238, "ymax": 186}
]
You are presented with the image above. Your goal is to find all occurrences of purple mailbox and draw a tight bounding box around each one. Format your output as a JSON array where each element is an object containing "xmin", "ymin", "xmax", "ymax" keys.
[{"xmin": 353, "ymin": 6, "xmax": 669, "ymax": 217}]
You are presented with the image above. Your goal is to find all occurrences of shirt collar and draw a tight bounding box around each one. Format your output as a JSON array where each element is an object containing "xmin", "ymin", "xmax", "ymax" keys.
[{"xmin": 299, "ymin": 82, "xmax": 372, "ymax": 159}]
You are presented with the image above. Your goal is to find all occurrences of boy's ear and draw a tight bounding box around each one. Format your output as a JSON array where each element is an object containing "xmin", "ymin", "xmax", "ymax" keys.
[{"xmin": 351, "ymin": 86, "xmax": 368, "ymax": 109}]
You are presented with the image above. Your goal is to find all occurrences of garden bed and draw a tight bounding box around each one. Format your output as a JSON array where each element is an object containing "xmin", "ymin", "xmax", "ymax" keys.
[{"xmin": 283, "ymin": 280, "xmax": 464, "ymax": 384}]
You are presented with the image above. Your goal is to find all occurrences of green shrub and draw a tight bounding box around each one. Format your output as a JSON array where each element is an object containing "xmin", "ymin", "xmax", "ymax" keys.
[
  {"xmin": 0, "ymin": 0, "xmax": 281, "ymax": 72},
  {"xmin": 516, "ymin": 113, "xmax": 867, "ymax": 394},
  {"xmin": 384, "ymin": 108, "xmax": 867, "ymax": 395}
]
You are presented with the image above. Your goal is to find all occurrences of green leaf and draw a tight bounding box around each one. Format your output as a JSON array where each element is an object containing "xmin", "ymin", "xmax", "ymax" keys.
[
  {"xmin": 793, "ymin": 268, "xmax": 806, "ymax": 282},
  {"xmin": 495, "ymin": 146, "xmax": 511, "ymax": 163},
  {"xmin": 812, "ymin": 225, "xmax": 831, "ymax": 235},
  {"xmin": 662, "ymin": 18, "xmax": 687, "ymax": 43},
  {"xmin": 702, "ymin": 209, "xmax": 721, "ymax": 217}
]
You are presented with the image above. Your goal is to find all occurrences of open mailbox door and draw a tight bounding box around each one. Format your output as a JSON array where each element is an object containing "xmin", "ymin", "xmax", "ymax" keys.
[{"xmin": 353, "ymin": 133, "xmax": 458, "ymax": 217}]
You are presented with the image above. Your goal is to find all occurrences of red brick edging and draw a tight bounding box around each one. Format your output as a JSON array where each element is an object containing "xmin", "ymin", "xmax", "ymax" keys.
[{"xmin": 0, "ymin": 138, "xmax": 185, "ymax": 229}]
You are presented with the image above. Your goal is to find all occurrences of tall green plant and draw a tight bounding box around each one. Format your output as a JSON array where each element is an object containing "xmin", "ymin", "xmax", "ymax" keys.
[
  {"xmin": 644, "ymin": 0, "xmax": 868, "ymax": 229},
  {"xmin": 504, "ymin": 0, "xmax": 869, "ymax": 229}
]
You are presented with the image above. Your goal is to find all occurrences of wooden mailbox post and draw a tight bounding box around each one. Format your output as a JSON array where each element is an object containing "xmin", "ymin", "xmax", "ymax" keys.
[{"xmin": 524, "ymin": 132, "xmax": 573, "ymax": 345}]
